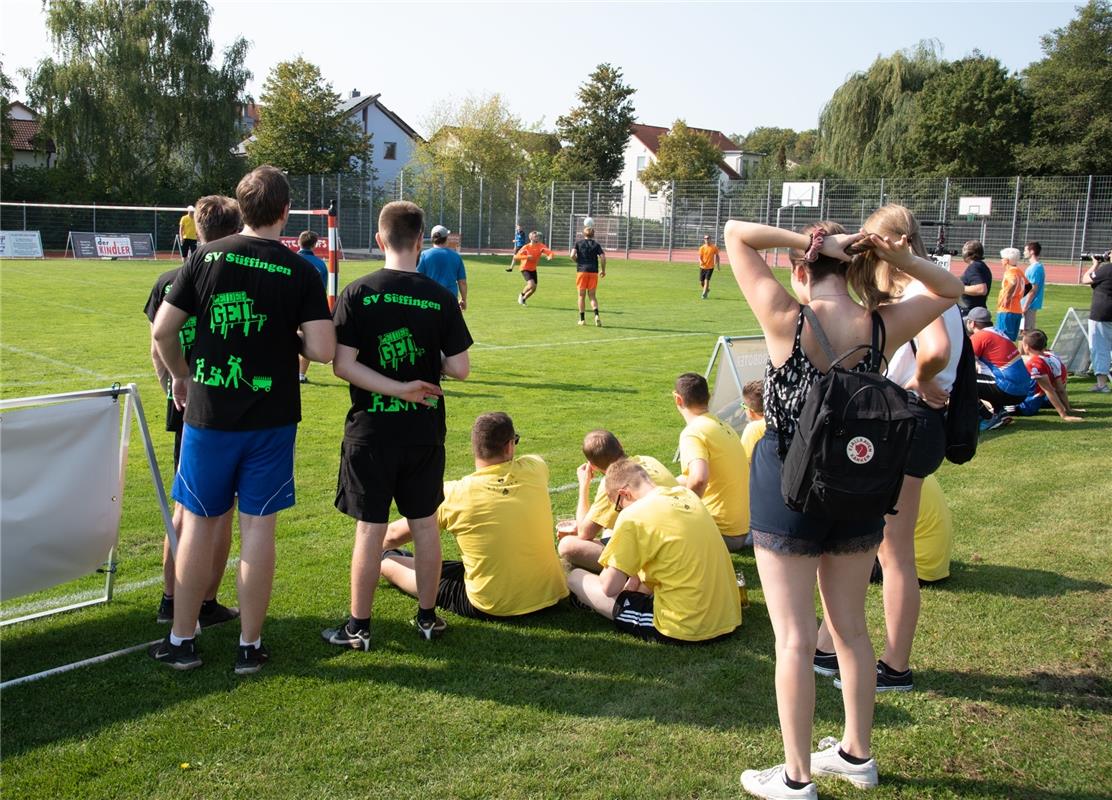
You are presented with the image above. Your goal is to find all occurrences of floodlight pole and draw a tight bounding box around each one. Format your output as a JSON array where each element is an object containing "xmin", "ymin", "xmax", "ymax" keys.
[
  {"xmin": 1010, "ymin": 177, "xmax": 1021, "ymax": 247},
  {"xmin": 667, "ymin": 180, "xmax": 676, "ymax": 262},
  {"xmin": 548, "ymin": 181, "xmax": 555, "ymax": 248}
]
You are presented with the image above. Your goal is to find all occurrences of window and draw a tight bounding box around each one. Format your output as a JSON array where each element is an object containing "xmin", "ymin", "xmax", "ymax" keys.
[
  {"xmin": 384, "ymin": 142, "xmax": 397, "ymax": 160},
  {"xmin": 636, "ymin": 155, "xmax": 646, "ymax": 175}
]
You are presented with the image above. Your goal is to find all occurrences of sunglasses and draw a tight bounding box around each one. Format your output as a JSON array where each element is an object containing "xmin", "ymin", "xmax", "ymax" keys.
[{"xmin": 612, "ymin": 483, "xmax": 631, "ymax": 513}]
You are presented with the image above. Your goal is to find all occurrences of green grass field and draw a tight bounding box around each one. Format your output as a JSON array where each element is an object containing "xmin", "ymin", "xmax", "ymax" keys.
[{"xmin": 1, "ymin": 255, "xmax": 1110, "ymax": 800}]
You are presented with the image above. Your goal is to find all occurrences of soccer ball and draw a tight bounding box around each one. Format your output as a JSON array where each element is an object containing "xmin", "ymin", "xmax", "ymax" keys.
[{"xmin": 583, "ymin": 217, "xmax": 594, "ymax": 229}]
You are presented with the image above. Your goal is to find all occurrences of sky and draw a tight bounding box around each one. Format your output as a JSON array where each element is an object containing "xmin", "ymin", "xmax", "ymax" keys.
[{"xmin": 0, "ymin": 0, "xmax": 1081, "ymax": 141}]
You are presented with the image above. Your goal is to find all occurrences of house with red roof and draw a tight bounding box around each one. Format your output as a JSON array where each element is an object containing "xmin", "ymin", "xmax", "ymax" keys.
[{"xmin": 3, "ymin": 102, "xmax": 55, "ymax": 170}]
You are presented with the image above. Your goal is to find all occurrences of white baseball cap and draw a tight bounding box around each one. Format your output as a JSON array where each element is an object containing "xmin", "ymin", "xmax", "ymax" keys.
[
  {"xmin": 430, "ymin": 224, "xmax": 450, "ymax": 239},
  {"xmin": 186, "ymin": 205, "xmax": 195, "ymax": 212}
]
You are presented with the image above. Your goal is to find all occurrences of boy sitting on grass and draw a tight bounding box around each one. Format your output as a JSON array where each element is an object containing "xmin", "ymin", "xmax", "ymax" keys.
[{"xmin": 1015, "ymin": 329, "xmax": 1084, "ymax": 422}]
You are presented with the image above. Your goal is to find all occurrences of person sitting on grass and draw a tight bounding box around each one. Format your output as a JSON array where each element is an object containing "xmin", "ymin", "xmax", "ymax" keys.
[
  {"xmin": 995, "ymin": 247, "xmax": 1028, "ymax": 341},
  {"xmin": 566, "ymin": 458, "xmax": 741, "ymax": 645},
  {"xmin": 557, "ymin": 429, "xmax": 677, "ymax": 572},
  {"xmin": 1016, "ymin": 329, "xmax": 1084, "ymax": 422},
  {"xmin": 739, "ymin": 378, "xmax": 767, "ymax": 462},
  {"xmin": 379, "ymin": 412, "xmax": 568, "ymax": 622},
  {"xmin": 967, "ymin": 306, "xmax": 1033, "ymax": 430},
  {"xmin": 673, "ymin": 372, "xmax": 750, "ymax": 551},
  {"xmin": 144, "ymin": 194, "xmax": 243, "ymax": 631}
]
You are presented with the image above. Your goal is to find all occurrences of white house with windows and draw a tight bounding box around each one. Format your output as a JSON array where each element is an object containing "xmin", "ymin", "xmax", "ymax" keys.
[
  {"xmin": 235, "ymin": 90, "xmax": 422, "ymax": 183},
  {"xmin": 617, "ymin": 123, "xmax": 764, "ymax": 219},
  {"xmin": 3, "ymin": 101, "xmax": 55, "ymax": 170}
]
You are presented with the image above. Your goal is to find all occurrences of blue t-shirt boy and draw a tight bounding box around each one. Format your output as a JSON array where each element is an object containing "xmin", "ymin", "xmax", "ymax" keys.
[
  {"xmin": 417, "ymin": 246, "xmax": 467, "ymax": 297},
  {"xmin": 1024, "ymin": 260, "xmax": 1046, "ymax": 310}
]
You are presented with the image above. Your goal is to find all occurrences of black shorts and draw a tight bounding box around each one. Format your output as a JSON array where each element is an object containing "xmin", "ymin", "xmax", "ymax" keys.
[
  {"xmin": 749, "ymin": 429, "xmax": 885, "ymax": 557},
  {"xmin": 335, "ymin": 441, "xmax": 445, "ymax": 523},
  {"xmin": 699, "ymin": 268, "xmax": 714, "ymax": 283},
  {"xmin": 521, "ymin": 269, "xmax": 538, "ymax": 284},
  {"xmin": 437, "ymin": 560, "xmax": 562, "ymax": 620},
  {"xmin": 975, "ymin": 375, "xmax": 1026, "ymax": 415},
  {"xmin": 182, "ymin": 238, "xmax": 197, "ymax": 258},
  {"xmin": 904, "ymin": 395, "xmax": 946, "ymax": 479},
  {"xmin": 611, "ymin": 591, "xmax": 735, "ymax": 645}
]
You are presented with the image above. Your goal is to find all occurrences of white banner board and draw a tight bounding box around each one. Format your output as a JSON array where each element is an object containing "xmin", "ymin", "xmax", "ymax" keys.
[
  {"xmin": 1051, "ymin": 307, "xmax": 1091, "ymax": 375},
  {"xmin": 1, "ymin": 397, "xmax": 122, "ymax": 601},
  {"xmin": 0, "ymin": 230, "xmax": 45, "ymax": 258},
  {"xmin": 708, "ymin": 336, "xmax": 769, "ymax": 435}
]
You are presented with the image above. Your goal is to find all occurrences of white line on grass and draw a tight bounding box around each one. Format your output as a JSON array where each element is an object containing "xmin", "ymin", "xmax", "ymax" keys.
[
  {"xmin": 471, "ymin": 330, "xmax": 730, "ymax": 352},
  {"xmin": 1, "ymin": 558, "xmax": 240, "ymax": 618},
  {"xmin": 0, "ymin": 343, "xmax": 112, "ymax": 379},
  {"xmin": 3, "ymin": 373, "xmax": 149, "ymax": 388},
  {"xmin": 2, "ymin": 291, "xmax": 104, "ymax": 315}
]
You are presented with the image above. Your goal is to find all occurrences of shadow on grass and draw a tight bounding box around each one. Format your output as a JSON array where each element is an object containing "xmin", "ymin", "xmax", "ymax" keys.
[
  {"xmin": 920, "ymin": 667, "xmax": 1111, "ymax": 712},
  {"xmin": 883, "ymin": 774, "xmax": 1112, "ymax": 800},
  {"xmin": 460, "ymin": 378, "xmax": 634, "ymax": 394},
  {"xmin": 943, "ymin": 561, "xmax": 1109, "ymax": 597},
  {"xmin": 0, "ymin": 595, "xmax": 913, "ymax": 757}
]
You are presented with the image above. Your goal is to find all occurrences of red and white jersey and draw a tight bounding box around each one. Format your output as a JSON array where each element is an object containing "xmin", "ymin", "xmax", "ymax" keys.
[{"xmin": 1025, "ymin": 350, "xmax": 1067, "ymax": 397}]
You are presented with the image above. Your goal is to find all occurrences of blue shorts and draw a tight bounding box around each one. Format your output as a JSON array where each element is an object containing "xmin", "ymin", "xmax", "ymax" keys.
[
  {"xmin": 173, "ymin": 423, "xmax": 297, "ymax": 517},
  {"xmin": 997, "ymin": 312, "xmax": 1022, "ymax": 341},
  {"xmin": 749, "ymin": 429, "xmax": 884, "ymax": 556},
  {"xmin": 1017, "ymin": 393, "xmax": 1050, "ymax": 416}
]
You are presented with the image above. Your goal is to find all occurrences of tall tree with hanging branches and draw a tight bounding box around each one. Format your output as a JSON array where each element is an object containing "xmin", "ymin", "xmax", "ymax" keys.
[{"xmin": 817, "ymin": 41, "xmax": 944, "ymax": 175}]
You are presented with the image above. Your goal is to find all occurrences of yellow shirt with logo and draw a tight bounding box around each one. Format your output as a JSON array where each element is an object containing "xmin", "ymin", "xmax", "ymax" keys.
[
  {"xmin": 679, "ymin": 412, "xmax": 749, "ymax": 536},
  {"xmin": 915, "ymin": 474, "xmax": 953, "ymax": 583},
  {"xmin": 599, "ymin": 486, "xmax": 741, "ymax": 641},
  {"xmin": 437, "ymin": 454, "xmax": 569, "ymax": 615},
  {"xmin": 179, "ymin": 213, "xmax": 197, "ymax": 241},
  {"xmin": 739, "ymin": 418, "xmax": 766, "ymax": 463},
  {"xmin": 588, "ymin": 454, "xmax": 677, "ymax": 531}
]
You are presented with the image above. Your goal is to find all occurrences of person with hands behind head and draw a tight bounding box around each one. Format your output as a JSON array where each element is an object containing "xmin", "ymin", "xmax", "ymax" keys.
[
  {"xmin": 724, "ymin": 216, "xmax": 961, "ymax": 799},
  {"xmin": 814, "ymin": 205, "xmax": 966, "ymax": 697},
  {"xmin": 324, "ymin": 201, "xmax": 473, "ymax": 651}
]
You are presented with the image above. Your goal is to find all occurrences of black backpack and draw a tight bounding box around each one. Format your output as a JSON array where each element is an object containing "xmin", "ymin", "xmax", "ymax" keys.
[
  {"xmin": 910, "ymin": 327, "xmax": 979, "ymax": 465},
  {"xmin": 780, "ymin": 307, "xmax": 916, "ymax": 521}
]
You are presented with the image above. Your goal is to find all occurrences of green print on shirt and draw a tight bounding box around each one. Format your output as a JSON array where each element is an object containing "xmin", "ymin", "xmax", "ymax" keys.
[
  {"xmin": 363, "ymin": 293, "xmax": 441, "ymax": 311},
  {"xmin": 180, "ymin": 316, "xmax": 196, "ymax": 352},
  {"xmin": 378, "ymin": 327, "xmax": 425, "ymax": 371},
  {"xmin": 205, "ymin": 250, "xmax": 292, "ymax": 277},
  {"xmin": 368, "ymin": 392, "xmax": 421, "ymax": 414},
  {"xmin": 192, "ymin": 355, "xmax": 266, "ymax": 391},
  {"xmin": 209, "ymin": 291, "xmax": 267, "ymax": 339}
]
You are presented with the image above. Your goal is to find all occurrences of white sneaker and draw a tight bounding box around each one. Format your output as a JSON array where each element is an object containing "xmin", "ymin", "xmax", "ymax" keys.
[
  {"xmin": 740, "ymin": 765, "xmax": 817, "ymax": 799},
  {"xmin": 577, "ymin": 319, "xmax": 585, "ymax": 326},
  {"xmin": 810, "ymin": 737, "xmax": 878, "ymax": 789}
]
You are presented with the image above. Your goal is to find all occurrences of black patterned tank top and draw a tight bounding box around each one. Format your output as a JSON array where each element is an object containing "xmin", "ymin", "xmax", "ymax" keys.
[{"xmin": 764, "ymin": 306, "xmax": 884, "ymax": 438}]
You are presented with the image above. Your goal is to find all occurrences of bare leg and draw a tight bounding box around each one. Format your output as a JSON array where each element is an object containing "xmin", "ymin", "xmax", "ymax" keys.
[
  {"xmin": 754, "ymin": 547, "xmax": 821, "ymax": 783},
  {"xmin": 523, "ymin": 280, "xmax": 537, "ymax": 300},
  {"xmin": 236, "ymin": 511, "xmax": 277, "ymax": 643},
  {"xmin": 577, "ymin": 289, "xmax": 586, "ymax": 315},
  {"xmin": 204, "ymin": 508, "xmax": 235, "ymax": 601},
  {"xmin": 557, "ymin": 536, "xmax": 605, "ymax": 572},
  {"xmin": 161, "ymin": 503, "xmax": 182, "ymax": 596},
  {"xmin": 877, "ymin": 476, "xmax": 924, "ymax": 672},
  {"xmin": 349, "ymin": 520, "xmax": 388, "ymax": 618},
  {"xmin": 817, "ymin": 546, "xmax": 882, "ymax": 760},
  {"xmin": 298, "ymin": 354, "xmax": 311, "ymax": 378},
  {"xmin": 567, "ymin": 569, "xmax": 617, "ymax": 618},
  {"xmin": 408, "ymin": 514, "xmax": 442, "ymax": 611},
  {"xmin": 170, "ymin": 510, "xmax": 222, "ymax": 640},
  {"xmin": 380, "ymin": 553, "xmax": 418, "ymax": 596},
  {"xmin": 587, "ymin": 288, "xmax": 599, "ymax": 313}
]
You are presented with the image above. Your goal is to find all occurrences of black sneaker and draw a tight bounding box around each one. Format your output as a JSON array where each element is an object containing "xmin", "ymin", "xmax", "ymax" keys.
[
  {"xmin": 414, "ymin": 614, "xmax": 447, "ymax": 640},
  {"xmin": 321, "ymin": 621, "xmax": 371, "ymax": 651},
  {"xmin": 234, "ymin": 643, "xmax": 270, "ymax": 675},
  {"xmin": 381, "ymin": 548, "xmax": 413, "ymax": 560},
  {"xmin": 156, "ymin": 595, "xmax": 174, "ymax": 624},
  {"xmin": 834, "ymin": 659, "xmax": 913, "ymax": 692},
  {"xmin": 813, "ymin": 649, "xmax": 840, "ymax": 677},
  {"xmin": 568, "ymin": 592, "xmax": 592, "ymax": 611},
  {"xmin": 298, "ymin": 375, "xmax": 309, "ymax": 384},
  {"xmin": 148, "ymin": 636, "xmax": 202, "ymax": 670},
  {"xmin": 198, "ymin": 600, "xmax": 240, "ymax": 628}
]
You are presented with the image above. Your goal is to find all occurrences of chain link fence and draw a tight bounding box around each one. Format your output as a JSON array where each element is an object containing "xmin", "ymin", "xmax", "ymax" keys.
[{"xmin": 3, "ymin": 174, "xmax": 1110, "ymax": 276}]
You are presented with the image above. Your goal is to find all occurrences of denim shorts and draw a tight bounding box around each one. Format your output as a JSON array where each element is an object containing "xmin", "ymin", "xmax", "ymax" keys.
[{"xmin": 749, "ymin": 429, "xmax": 884, "ymax": 557}]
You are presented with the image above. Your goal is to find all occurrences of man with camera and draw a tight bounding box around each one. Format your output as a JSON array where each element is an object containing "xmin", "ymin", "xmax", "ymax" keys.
[{"xmin": 1082, "ymin": 248, "xmax": 1112, "ymax": 393}]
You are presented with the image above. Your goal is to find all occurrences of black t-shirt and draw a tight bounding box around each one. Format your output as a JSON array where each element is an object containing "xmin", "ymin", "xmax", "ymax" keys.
[
  {"xmin": 333, "ymin": 268, "xmax": 472, "ymax": 446},
  {"xmin": 163, "ymin": 234, "xmax": 331, "ymax": 431},
  {"xmin": 1089, "ymin": 262, "xmax": 1112, "ymax": 322},
  {"xmin": 144, "ymin": 266, "xmax": 197, "ymax": 431},
  {"xmin": 573, "ymin": 238, "xmax": 604, "ymax": 273},
  {"xmin": 959, "ymin": 259, "xmax": 992, "ymax": 310}
]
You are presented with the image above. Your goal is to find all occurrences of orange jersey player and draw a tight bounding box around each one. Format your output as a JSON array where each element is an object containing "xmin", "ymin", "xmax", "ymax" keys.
[{"xmin": 511, "ymin": 231, "xmax": 554, "ymax": 306}]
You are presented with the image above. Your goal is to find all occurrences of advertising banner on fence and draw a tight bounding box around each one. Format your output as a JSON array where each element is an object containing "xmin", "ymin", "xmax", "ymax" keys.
[
  {"xmin": 67, "ymin": 231, "xmax": 155, "ymax": 259},
  {"xmin": 279, "ymin": 237, "xmax": 330, "ymax": 258},
  {"xmin": 0, "ymin": 230, "xmax": 45, "ymax": 258}
]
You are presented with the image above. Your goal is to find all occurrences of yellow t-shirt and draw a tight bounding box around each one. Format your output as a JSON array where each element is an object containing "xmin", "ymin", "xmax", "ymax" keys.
[
  {"xmin": 437, "ymin": 455, "xmax": 569, "ymax": 615},
  {"xmin": 915, "ymin": 474, "xmax": 953, "ymax": 583},
  {"xmin": 599, "ymin": 486, "xmax": 741, "ymax": 641},
  {"xmin": 698, "ymin": 244, "xmax": 719, "ymax": 268},
  {"xmin": 679, "ymin": 412, "xmax": 749, "ymax": 536},
  {"xmin": 588, "ymin": 454, "xmax": 677, "ymax": 531},
  {"xmin": 739, "ymin": 417, "xmax": 766, "ymax": 463},
  {"xmin": 179, "ymin": 213, "xmax": 197, "ymax": 241}
]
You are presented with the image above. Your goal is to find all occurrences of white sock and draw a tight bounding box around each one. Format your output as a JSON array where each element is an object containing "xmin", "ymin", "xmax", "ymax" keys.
[
  {"xmin": 169, "ymin": 632, "xmax": 191, "ymax": 647},
  {"xmin": 240, "ymin": 635, "xmax": 261, "ymax": 648}
]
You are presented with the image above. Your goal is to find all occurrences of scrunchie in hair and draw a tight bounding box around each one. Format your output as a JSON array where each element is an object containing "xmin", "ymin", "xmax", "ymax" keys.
[{"xmin": 804, "ymin": 230, "xmax": 826, "ymax": 263}]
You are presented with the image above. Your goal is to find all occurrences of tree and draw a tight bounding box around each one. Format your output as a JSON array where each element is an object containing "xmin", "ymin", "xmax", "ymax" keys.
[
  {"xmin": 556, "ymin": 63, "xmax": 636, "ymax": 182},
  {"xmin": 1, "ymin": 61, "xmax": 15, "ymax": 167},
  {"xmin": 27, "ymin": 0, "xmax": 249, "ymax": 201},
  {"xmin": 246, "ymin": 58, "xmax": 371, "ymax": 175},
  {"xmin": 1020, "ymin": 0, "xmax": 1112, "ymax": 174},
  {"xmin": 415, "ymin": 93, "xmax": 532, "ymax": 187},
  {"xmin": 905, "ymin": 55, "xmax": 1030, "ymax": 176},
  {"xmin": 817, "ymin": 41, "xmax": 944, "ymax": 175},
  {"xmin": 638, "ymin": 120, "xmax": 723, "ymax": 192}
]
